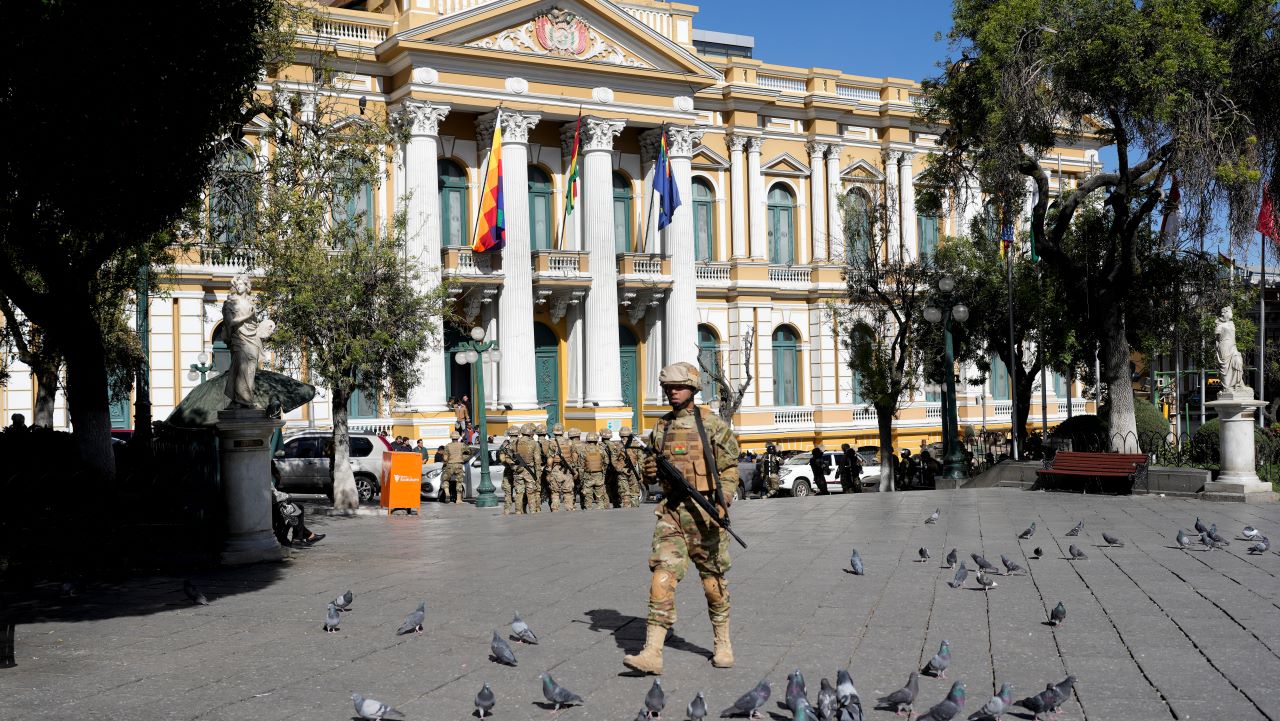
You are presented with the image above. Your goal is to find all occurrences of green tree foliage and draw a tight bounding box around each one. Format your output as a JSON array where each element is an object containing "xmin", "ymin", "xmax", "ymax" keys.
[
  {"xmin": 918, "ymin": 0, "xmax": 1280, "ymax": 453},
  {"xmin": 0, "ymin": 1, "xmax": 279, "ymax": 476}
]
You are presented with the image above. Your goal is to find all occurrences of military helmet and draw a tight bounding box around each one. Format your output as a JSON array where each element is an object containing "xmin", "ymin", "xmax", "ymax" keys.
[
  {"xmin": 601, "ymin": 428, "xmax": 613, "ymax": 439},
  {"xmin": 552, "ymin": 423, "xmax": 565, "ymax": 435},
  {"xmin": 766, "ymin": 443, "xmax": 777, "ymax": 453},
  {"xmin": 587, "ymin": 432, "xmax": 599, "ymax": 442},
  {"xmin": 507, "ymin": 426, "xmax": 519, "ymax": 437},
  {"xmin": 568, "ymin": 427, "xmax": 581, "ymax": 438},
  {"xmin": 534, "ymin": 423, "xmax": 546, "ymax": 435},
  {"xmin": 658, "ymin": 361, "xmax": 700, "ymax": 388},
  {"xmin": 520, "ymin": 423, "xmax": 533, "ymax": 435},
  {"xmin": 620, "ymin": 426, "xmax": 633, "ymax": 437},
  {"xmin": 449, "ymin": 430, "xmax": 461, "ymax": 440}
]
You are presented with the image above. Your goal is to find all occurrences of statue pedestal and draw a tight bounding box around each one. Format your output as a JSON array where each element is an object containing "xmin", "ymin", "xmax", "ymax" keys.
[
  {"xmin": 216, "ymin": 408, "xmax": 287, "ymax": 565},
  {"xmin": 1206, "ymin": 392, "xmax": 1274, "ymax": 501}
]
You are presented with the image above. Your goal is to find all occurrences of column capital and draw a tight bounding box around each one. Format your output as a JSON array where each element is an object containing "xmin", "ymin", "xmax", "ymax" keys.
[
  {"xmin": 666, "ymin": 125, "xmax": 705, "ymax": 158},
  {"xmin": 726, "ymin": 133, "xmax": 751, "ymax": 152},
  {"xmin": 805, "ymin": 141, "xmax": 830, "ymax": 158},
  {"xmin": 826, "ymin": 143, "xmax": 843, "ymax": 161},
  {"xmin": 884, "ymin": 149, "xmax": 904, "ymax": 166},
  {"xmin": 640, "ymin": 127, "xmax": 662, "ymax": 164},
  {"xmin": 580, "ymin": 116, "xmax": 625, "ymax": 152},
  {"xmin": 745, "ymin": 136, "xmax": 764, "ymax": 154},
  {"xmin": 899, "ymin": 149, "xmax": 916, "ymax": 167},
  {"xmin": 477, "ymin": 109, "xmax": 540, "ymax": 145},
  {"xmin": 394, "ymin": 100, "xmax": 450, "ymax": 137}
]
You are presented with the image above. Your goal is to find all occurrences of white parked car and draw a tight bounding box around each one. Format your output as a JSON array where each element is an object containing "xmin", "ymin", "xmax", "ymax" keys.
[
  {"xmin": 776, "ymin": 450, "xmax": 882, "ymax": 497},
  {"xmin": 422, "ymin": 446, "xmax": 509, "ymax": 501},
  {"xmin": 272, "ymin": 430, "xmax": 402, "ymax": 504}
]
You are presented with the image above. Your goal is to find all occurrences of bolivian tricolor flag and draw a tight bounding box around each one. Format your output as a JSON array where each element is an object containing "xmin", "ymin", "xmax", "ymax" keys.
[
  {"xmin": 564, "ymin": 112, "xmax": 582, "ymax": 217},
  {"xmin": 472, "ymin": 121, "xmax": 505, "ymax": 253}
]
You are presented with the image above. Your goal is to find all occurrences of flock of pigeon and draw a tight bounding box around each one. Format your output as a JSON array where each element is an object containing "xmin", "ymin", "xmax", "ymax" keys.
[{"xmin": 173, "ymin": 507, "xmax": 1275, "ymax": 720}]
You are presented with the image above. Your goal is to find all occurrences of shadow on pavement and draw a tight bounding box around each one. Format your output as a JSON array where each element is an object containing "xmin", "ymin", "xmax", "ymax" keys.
[{"xmin": 581, "ymin": 608, "xmax": 712, "ymax": 660}]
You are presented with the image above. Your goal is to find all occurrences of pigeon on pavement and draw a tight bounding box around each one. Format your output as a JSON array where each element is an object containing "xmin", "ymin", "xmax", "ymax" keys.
[
  {"xmin": 926, "ymin": 509, "xmax": 940, "ymax": 524},
  {"xmin": 1050, "ymin": 676, "xmax": 1077, "ymax": 710},
  {"xmin": 922, "ymin": 640, "xmax": 951, "ymax": 679},
  {"xmin": 352, "ymin": 693, "xmax": 404, "ymax": 720},
  {"xmin": 947, "ymin": 562, "xmax": 968, "ymax": 589},
  {"xmin": 1243, "ymin": 525, "xmax": 1261, "ymax": 540},
  {"xmin": 945, "ymin": 548, "xmax": 957, "ymax": 568},
  {"xmin": 916, "ymin": 681, "xmax": 965, "ymax": 721},
  {"xmin": 1066, "ymin": 521, "xmax": 1083, "ymax": 537},
  {"xmin": 1101, "ymin": 533, "xmax": 1124, "ymax": 547},
  {"xmin": 1208, "ymin": 528, "xmax": 1230, "ymax": 546},
  {"xmin": 967, "ymin": 682, "xmax": 1011, "ymax": 721},
  {"xmin": 333, "ymin": 590, "xmax": 354, "ymax": 611},
  {"xmin": 475, "ymin": 682, "xmax": 496, "ymax": 719},
  {"xmin": 1067, "ymin": 544, "xmax": 1088, "ymax": 560},
  {"xmin": 1031, "ymin": 547, "xmax": 1043, "ymax": 559},
  {"xmin": 396, "ymin": 601, "xmax": 426, "ymax": 635},
  {"xmin": 490, "ymin": 629, "xmax": 517, "ymax": 666},
  {"xmin": 1000, "ymin": 554, "xmax": 1023, "ymax": 575},
  {"xmin": 919, "ymin": 547, "xmax": 931, "ymax": 563},
  {"xmin": 324, "ymin": 603, "xmax": 341, "ymax": 633},
  {"xmin": 688, "ymin": 692, "xmax": 708, "ymax": 721},
  {"xmin": 971, "ymin": 553, "xmax": 998, "ymax": 573},
  {"xmin": 645, "ymin": 678, "xmax": 666, "ymax": 718},
  {"xmin": 816, "ymin": 678, "xmax": 838, "ymax": 721},
  {"xmin": 794, "ymin": 696, "xmax": 817, "ymax": 721},
  {"xmin": 1200, "ymin": 532, "xmax": 1227, "ymax": 551},
  {"xmin": 835, "ymin": 669, "xmax": 858, "ymax": 710},
  {"xmin": 183, "ymin": 580, "xmax": 209, "ymax": 606},
  {"xmin": 540, "ymin": 673, "xmax": 584, "ymax": 710},
  {"xmin": 1018, "ymin": 522, "xmax": 1036, "ymax": 539},
  {"xmin": 1248, "ymin": 537, "xmax": 1271, "ymax": 554},
  {"xmin": 1049, "ymin": 601, "xmax": 1066, "ymax": 627},
  {"xmin": 721, "ymin": 678, "xmax": 771, "ymax": 718},
  {"xmin": 1014, "ymin": 685, "xmax": 1058, "ymax": 721},
  {"xmin": 975, "ymin": 570, "xmax": 998, "ymax": 591},
  {"xmin": 1176, "ymin": 529, "xmax": 1193, "ymax": 550},
  {"xmin": 786, "ymin": 670, "xmax": 807, "ymax": 713},
  {"xmin": 848, "ymin": 549, "xmax": 865, "ymax": 576},
  {"xmin": 511, "ymin": 611, "xmax": 539, "ymax": 644},
  {"xmin": 877, "ymin": 672, "xmax": 919, "ymax": 717},
  {"xmin": 1194, "ymin": 517, "xmax": 1210, "ymax": 535}
]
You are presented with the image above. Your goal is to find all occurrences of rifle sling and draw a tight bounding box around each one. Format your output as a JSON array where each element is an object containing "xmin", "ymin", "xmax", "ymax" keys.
[{"xmin": 691, "ymin": 404, "xmax": 728, "ymax": 515}]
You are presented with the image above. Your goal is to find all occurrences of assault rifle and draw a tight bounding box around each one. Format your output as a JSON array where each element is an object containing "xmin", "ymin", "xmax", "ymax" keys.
[
  {"xmin": 506, "ymin": 442, "xmax": 538, "ymax": 479},
  {"xmin": 643, "ymin": 446, "xmax": 747, "ymax": 549}
]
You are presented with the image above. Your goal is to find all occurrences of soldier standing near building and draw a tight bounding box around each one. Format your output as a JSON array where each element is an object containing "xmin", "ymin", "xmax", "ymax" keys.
[
  {"xmin": 568, "ymin": 427, "xmax": 585, "ymax": 509},
  {"xmin": 601, "ymin": 427, "xmax": 622, "ymax": 508},
  {"xmin": 441, "ymin": 430, "xmax": 469, "ymax": 504},
  {"xmin": 510, "ymin": 424, "xmax": 543, "ymax": 513},
  {"xmin": 623, "ymin": 362, "xmax": 740, "ymax": 675},
  {"xmin": 545, "ymin": 424, "xmax": 576, "ymax": 511},
  {"xmin": 758, "ymin": 443, "xmax": 782, "ymax": 498},
  {"xmin": 615, "ymin": 426, "xmax": 645, "ymax": 507},
  {"xmin": 496, "ymin": 427, "xmax": 520, "ymax": 515},
  {"xmin": 577, "ymin": 433, "xmax": 608, "ymax": 510},
  {"xmin": 534, "ymin": 423, "xmax": 552, "ymax": 512}
]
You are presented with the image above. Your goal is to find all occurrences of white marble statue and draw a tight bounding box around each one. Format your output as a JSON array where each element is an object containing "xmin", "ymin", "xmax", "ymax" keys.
[
  {"xmin": 222, "ymin": 273, "xmax": 275, "ymax": 409},
  {"xmin": 1215, "ymin": 306, "xmax": 1246, "ymax": 392}
]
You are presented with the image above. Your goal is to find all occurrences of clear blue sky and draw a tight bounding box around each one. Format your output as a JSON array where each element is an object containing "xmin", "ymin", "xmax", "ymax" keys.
[{"xmin": 692, "ymin": 0, "xmax": 958, "ymax": 82}]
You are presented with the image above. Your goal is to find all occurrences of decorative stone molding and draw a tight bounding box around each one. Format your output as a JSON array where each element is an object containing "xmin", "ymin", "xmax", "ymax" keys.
[
  {"xmin": 550, "ymin": 293, "xmax": 570, "ymax": 323},
  {"xmin": 592, "ymin": 86, "xmax": 614, "ymax": 104},
  {"xmin": 884, "ymin": 149, "xmax": 903, "ymax": 167},
  {"xmin": 411, "ymin": 67, "xmax": 439, "ymax": 85},
  {"xmin": 477, "ymin": 110, "xmax": 540, "ymax": 146},
  {"xmin": 536, "ymin": 288, "xmax": 554, "ymax": 305},
  {"xmin": 746, "ymin": 136, "xmax": 764, "ymax": 153},
  {"xmin": 726, "ymin": 134, "xmax": 750, "ymax": 152},
  {"xmin": 805, "ymin": 141, "xmax": 830, "ymax": 157},
  {"xmin": 673, "ymin": 96, "xmax": 694, "ymax": 113},
  {"xmin": 580, "ymin": 117, "xmax": 625, "ymax": 152},
  {"xmin": 462, "ymin": 288, "xmax": 499, "ymax": 322},
  {"xmin": 665, "ymin": 125, "xmax": 704, "ymax": 158},
  {"xmin": 505, "ymin": 76, "xmax": 529, "ymax": 95},
  {"xmin": 395, "ymin": 101, "xmax": 450, "ymax": 137},
  {"xmin": 466, "ymin": 9, "xmax": 653, "ymax": 68}
]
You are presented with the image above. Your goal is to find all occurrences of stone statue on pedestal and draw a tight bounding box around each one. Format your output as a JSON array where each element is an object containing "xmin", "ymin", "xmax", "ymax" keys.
[
  {"xmin": 1215, "ymin": 306, "xmax": 1246, "ymax": 393},
  {"xmin": 222, "ymin": 273, "xmax": 275, "ymax": 409}
]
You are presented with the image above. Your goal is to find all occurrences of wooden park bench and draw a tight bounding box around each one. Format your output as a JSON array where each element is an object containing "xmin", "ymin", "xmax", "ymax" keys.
[{"xmin": 1036, "ymin": 451, "xmax": 1150, "ymax": 494}]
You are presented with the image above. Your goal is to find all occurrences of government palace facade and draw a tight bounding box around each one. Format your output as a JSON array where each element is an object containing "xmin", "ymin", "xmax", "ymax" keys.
[{"xmin": 2, "ymin": 0, "xmax": 1098, "ymax": 451}]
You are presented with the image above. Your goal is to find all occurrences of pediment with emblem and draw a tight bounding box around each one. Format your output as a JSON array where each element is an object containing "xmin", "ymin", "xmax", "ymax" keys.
[
  {"xmin": 763, "ymin": 153, "xmax": 810, "ymax": 177},
  {"xmin": 396, "ymin": 0, "xmax": 719, "ymax": 81}
]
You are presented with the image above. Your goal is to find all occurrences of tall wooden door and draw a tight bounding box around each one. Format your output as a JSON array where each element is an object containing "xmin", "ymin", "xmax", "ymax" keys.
[
  {"xmin": 619, "ymin": 325, "xmax": 639, "ymax": 429},
  {"xmin": 534, "ymin": 323, "xmax": 560, "ymax": 428}
]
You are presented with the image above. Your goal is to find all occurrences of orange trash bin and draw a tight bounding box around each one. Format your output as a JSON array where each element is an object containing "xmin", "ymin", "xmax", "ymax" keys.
[{"xmin": 380, "ymin": 451, "xmax": 423, "ymax": 513}]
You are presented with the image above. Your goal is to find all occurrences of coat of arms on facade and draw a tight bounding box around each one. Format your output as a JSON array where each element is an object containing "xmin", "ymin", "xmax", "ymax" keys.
[{"xmin": 532, "ymin": 8, "xmax": 589, "ymax": 56}]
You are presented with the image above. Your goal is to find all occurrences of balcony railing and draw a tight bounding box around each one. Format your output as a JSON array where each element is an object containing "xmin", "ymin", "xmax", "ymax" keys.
[
  {"xmin": 759, "ymin": 75, "xmax": 807, "ymax": 93},
  {"xmin": 925, "ymin": 404, "xmax": 943, "ymax": 419},
  {"xmin": 774, "ymin": 409, "xmax": 814, "ymax": 426},
  {"xmin": 853, "ymin": 406, "xmax": 877, "ymax": 423},
  {"xmin": 314, "ymin": 19, "xmax": 388, "ymax": 43},
  {"xmin": 768, "ymin": 266, "xmax": 812, "ymax": 284},
  {"xmin": 617, "ymin": 253, "xmax": 671, "ymax": 279},
  {"xmin": 991, "ymin": 401, "xmax": 1013, "ymax": 417},
  {"xmin": 184, "ymin": 244, "xmax": 260, "ymax": 271},
  {"xmin": 441, "ymin": 246, "xmax": 501, "ymax": 278},
  {"xmin": 696, "ymin": 262, "xmax": 731, "ymax": 282},
  {"xmin": 532, "ymin": 249, "xmax": 589, "ymax": 275}
]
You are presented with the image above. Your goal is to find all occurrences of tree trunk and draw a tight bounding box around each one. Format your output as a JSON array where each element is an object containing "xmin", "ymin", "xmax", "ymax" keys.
[
  {"xmin": 876, "ymin": 404, "xmax": 895, "ymax": 492},
  {"xmin": 60, "ymin": 319, "xmax": 115, "ymax": 479},
  {"xmin": 32, "ymin": 363, "xmax": 59, "ymax": 429},
  {"xmin": 330, "ymin": 389, "xmax": 359, "ymax": 510},
  {"xmin": 1100, "ymin": 311, "xmax": 1139, "ymax": 452},
  {"xmin": 1013, "ymin": 363, "xmax": 1035, "ymax": 452}
]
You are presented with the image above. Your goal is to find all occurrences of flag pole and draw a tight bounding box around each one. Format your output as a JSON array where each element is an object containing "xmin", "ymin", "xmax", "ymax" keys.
[
  {"xmin": 557, "ymin": 108, "xmax": 582, "ymax": 252},
  {"xmin": 469, "ymin": 107, "xmax": 502, "ymax": 253},
  {"xmin": 1261, "ymin": 225, "xmax": 1267, "ymax": 427},
  {"xmin": 638, "ymin": 125, "xmax": 663, "ymax": 255},
  {"xmin": 1007, "ymin": 210, "xmax": 1020, "ymax": 460}
]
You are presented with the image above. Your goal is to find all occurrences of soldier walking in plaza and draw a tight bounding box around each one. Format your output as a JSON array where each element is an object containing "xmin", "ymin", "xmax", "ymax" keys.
[
  {"xmin": 615, "ymin": 426, "xmax": 645, "ymax": 507},
  {"xmin": 577, "ymin": 433, "xmax": 608, "ymax": 510},
  {"xmin": 534, "ymin": 423, "xmax": 552, "ymax": 512},
  {"xmin": 624, "ymin": 362, "xmax": 739, "ymax": 675},
  {"xmin": 544, "ymin": 424, "xmax": 577, "ymax": 511},
  {"xmin": 497, "ymin": 427, "xmax": 520, "ymax": 515},
  {"xmin": 601, "ymin": 427, "xmax": 622, "ymax": 508},
  {"xmin": 441, "ymin": 430, "xmax": 470, "ymax": 504},
  {"xmin": 757, "ymin": 443, "xmax": 782, "ymax": 498}
]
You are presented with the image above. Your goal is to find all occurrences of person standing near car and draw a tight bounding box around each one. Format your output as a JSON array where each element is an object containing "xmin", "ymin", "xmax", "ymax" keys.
[
  {"xmin": 758, "ymin": 444, "xmax": 782, "ymax": 498},
  {"xmin": 441, "ymin": 430, "xmax": 469, "ymax": 504},
  {"xmin": 497, "ymin": 427, "xmax": 520, "ymax": 515},
  {"xmin": 614, "ymin": 426, "xmax": 645, "ymax": 507},
  {"xmin": 809, "ymin": 443, "xmax": 831, "ymax": 494},
  {"xmin": 837, "ymin": 443, "xmax": 862, "ymax": 493}
]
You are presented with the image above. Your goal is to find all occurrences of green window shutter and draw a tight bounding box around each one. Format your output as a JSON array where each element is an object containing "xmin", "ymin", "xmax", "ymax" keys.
[
  {"xmin": 528, "ymin": 166, "xmax": 552, "ymax": 250},
  {"xmin": 613, "ymin": 172, "xmax": 632, "ymax": 254},
  {"xmin": 693, "ymin": 179, "xmax": 714, "ymax": 261}
]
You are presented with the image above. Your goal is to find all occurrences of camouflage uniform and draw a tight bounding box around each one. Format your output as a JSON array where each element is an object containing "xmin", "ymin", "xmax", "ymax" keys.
[
  {"xmin": 568, "ymin": 428, "xmax": 585, "ymax": 509},
  {"xmin": 613, "ymin": 427, "xmax": 645, "ymax": 508},
  {"xmin": 624, "ymin": 362, "xmax": 739, "ymax": 676},
  {"xmin": 576, "ymin": 433, "xmax": 608, "ymax": 510},
  {"xmin": 534, "ymin": 424, "xmax": 552, "ymax": 512},
  {"xmin": 496, "ymin": 427, "xmax": 520, "ymax": 515},
  {"xmin": 544, "ymin": 424, "xmax": 576, "ymax": 511},
  {"xmin": 601, "ymin": 428, "xmax": 623, "ymax": 508},
  {"xmin": 758, "ymin": 445, "xmax": 782, "ymax": 497},
  {"xmin": 511, "ymin": 424, "xmax": 543, "ymax": 513},
  {"xmin": 441, "ymin": 431, "xmax": 469, "ymax": 504}
]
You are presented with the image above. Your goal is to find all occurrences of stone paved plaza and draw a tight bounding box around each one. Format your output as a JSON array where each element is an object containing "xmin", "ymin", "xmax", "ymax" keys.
[{"xmin": 4, "ymin": 488, "xmax": 1280, "ymax": 721}]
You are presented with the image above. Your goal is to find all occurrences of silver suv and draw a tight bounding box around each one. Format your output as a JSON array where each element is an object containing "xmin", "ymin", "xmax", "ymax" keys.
[{"xmin": 273, "ymin": 430, "xmax": 396, "ymax": 504}]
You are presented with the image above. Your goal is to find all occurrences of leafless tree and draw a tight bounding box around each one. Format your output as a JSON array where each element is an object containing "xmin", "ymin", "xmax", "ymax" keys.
[{"xmin": 698, "ymin": 326, "xmax": 754, "ymax": 426}]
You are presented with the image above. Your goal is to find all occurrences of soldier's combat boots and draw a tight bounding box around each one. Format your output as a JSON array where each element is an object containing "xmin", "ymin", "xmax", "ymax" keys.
[
  {"xmin": 711, "ymin": 620, "xmax": 734, "ymax": 668},
  {"xmin": 623, "ymin": 624, "xmax": 667, "ymax": 675}
]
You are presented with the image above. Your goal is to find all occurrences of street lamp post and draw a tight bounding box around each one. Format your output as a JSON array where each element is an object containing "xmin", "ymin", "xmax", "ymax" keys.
[
  {"xmin": 454, "ymin": 326, "xmax": 502, "ymax": 508},
  {"xmin": 925, "ymin": 276, "xmax": 970, "ymax": 486},
  {"xmin": 187, "ymin": 350, "xmax": 216, "ymax": 384}
]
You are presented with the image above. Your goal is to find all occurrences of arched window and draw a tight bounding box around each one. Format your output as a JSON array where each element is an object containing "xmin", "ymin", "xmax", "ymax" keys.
[
  {"xmin": 767, "ymin": 184, "xmax": 796, "ymax": 264},
  {"xmin": 989, "ymin": 353, "xmax": 1011, "ymax": 401},
  {"xmin": 844, "ymin": 188, "xmax": 872, "ymax": 263},
  {"xmin": 438, "ymin": 159, "xmax": 468, "ymax": 247},
  {"xmin": 692, "ymin": 178, "xmax": 715, "ymax": 261},
  {"xmin": 917, "ymin": 212, "xmax": 939, "ymax": 260},
  {"xmin": 982, "ymin": 199, "xmax": 1000, "ymax": 242},
  {"xmin": 210, "ymin": 146, "xmax": 256, "ymax": 246},
  {"xmin": 848, "ymin": 325, "xmax": 873, "ymax": 405},
  {"xmin": 613, "ymin": 171, "xmax": 633, "ymax": 254},
  {"xmin": 528, "ymin": 166, "xmax": 553, "ymax": 250},
  {"xmin": 697, "ymin": 325, "xmax": 721, "ymax": 403},
  {"xmin": 772, "ymin": 326, "xmax": 800, "ymax": 406}
]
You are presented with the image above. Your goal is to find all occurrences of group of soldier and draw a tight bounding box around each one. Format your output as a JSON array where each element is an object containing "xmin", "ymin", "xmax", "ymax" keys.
[{"xmin": 436, "ymin": 423, "xmax": 647, "ymax": 513}]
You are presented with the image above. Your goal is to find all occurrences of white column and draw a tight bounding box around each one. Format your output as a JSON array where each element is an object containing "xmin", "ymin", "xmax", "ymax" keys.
[
  {"xmin": 807, "ymin": 141, "xmax": 828, "ymax": 263},
  {"xmin": 581, "ymin": 117, "xmax": 626, "ymax": 407},
  {"xmin": 479, "ymin": 110, "xmax": 541, "ymax": 409},
  {"xmin": 826, "ymin": 148, "xmax": 842, "ymax": 260},
  {"xmin": 644, "ymin": 304, "xmax": 664, "ymax": 407},
  {"xmin": 747, "ymin": 137, "xmax": 766, "ymax": 259},
  {"xmin": 883, "ymin": 150, "xmax": 901, "ymax": 259},
  {"xmin": 727, "ymin": 134, "xmax": 748, "ymax": 258},
  {"xmin": 566, "ymin": 300, "xmax": 584, "ymax": 406},
  {"xmin": 661, "ymin": 125, "xmax": 703, "ymax": 368},
  {"xmin": 899, "ymin": 151, "xmax": 918, "ymax": 261},
  {"xmin": 640, "ymin": 131, "xmax": 662, "ymax": 254},
  {"xmin": 398, "ymin": 101, "xmax": 450, "ymax": 412}
]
